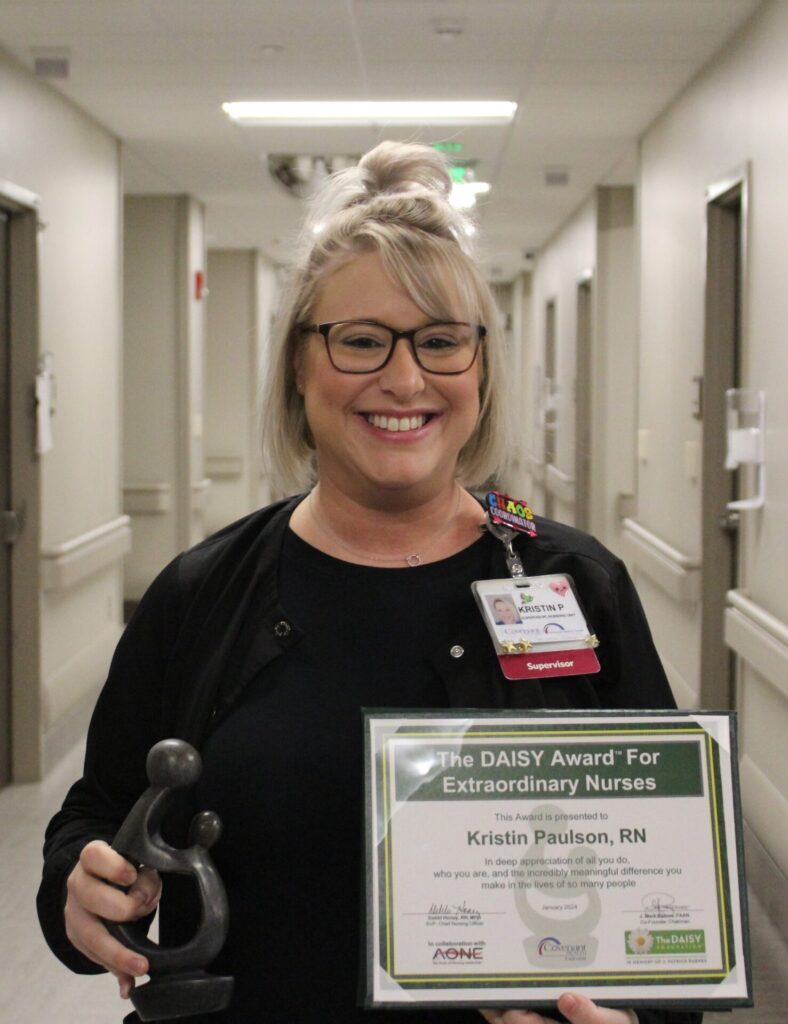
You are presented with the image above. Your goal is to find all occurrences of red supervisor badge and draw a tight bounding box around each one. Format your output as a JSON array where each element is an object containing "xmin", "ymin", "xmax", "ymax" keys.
[
  {"xmin": 472, "ymin": 575, "xmax": 601, "ymax": 680},
  {"xmin": 486, "ymin": 491, "xmax": 537, "ymax": 537}
]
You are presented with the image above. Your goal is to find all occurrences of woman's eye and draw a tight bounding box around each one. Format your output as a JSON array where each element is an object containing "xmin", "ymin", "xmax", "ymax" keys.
[
  {"xmin": 418, "ymin": 334, "xmax": 459, "ymax": 352},
  {"xmin": 340, "ymin": 334, "xmax": 385, "ymax": 349}
]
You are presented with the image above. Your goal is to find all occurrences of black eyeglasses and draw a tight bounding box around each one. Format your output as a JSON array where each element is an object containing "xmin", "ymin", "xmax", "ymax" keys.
[{"xmin": 301, "ymin": 320, "xmax": 485, "ymax": 375}]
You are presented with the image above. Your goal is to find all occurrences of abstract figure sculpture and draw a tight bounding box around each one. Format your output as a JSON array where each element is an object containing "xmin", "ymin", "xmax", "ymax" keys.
[{"xmin": 105, "ymin": 739, "xmax": 234, "ymax": 1021}]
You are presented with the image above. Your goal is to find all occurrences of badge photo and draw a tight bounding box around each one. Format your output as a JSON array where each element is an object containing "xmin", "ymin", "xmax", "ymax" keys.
[{"xmin": 472, "ymin": 575, "xmax": 601, "ymax": 680}]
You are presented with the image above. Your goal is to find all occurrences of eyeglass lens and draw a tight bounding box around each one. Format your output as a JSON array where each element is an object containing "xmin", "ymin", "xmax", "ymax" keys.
[{"xmin": 326, "ymin": 322, "xmax": 480, "ymax": 373}]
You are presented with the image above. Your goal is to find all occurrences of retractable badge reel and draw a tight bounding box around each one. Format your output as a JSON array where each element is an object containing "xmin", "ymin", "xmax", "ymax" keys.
[{"xmin": 472, "ymin": 491, "xmax": 601, "ymax": 680}]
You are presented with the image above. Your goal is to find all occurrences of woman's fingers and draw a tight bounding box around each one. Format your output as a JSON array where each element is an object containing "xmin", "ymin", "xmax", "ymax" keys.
[
  {"xmin": 116, "ymin": 972, "xmax": 135, "ymax": 1000},
  {"xmin": 64, "ymin": 891, "xmax": 149, "ymax": 977},
  {"xmin": 80, "ymin": 839, "xmax": 137, "ymax": 885},
  {"xmin": 557, "ymin": 993, "xmax": 637, "ymax": 1024},
  {"xmin": 63, "ymin": 839, "xmax": 160, "ymax": 991},
  {"xmin": 68, "ymin": 862, "xmax": 152, "ymax": 922},
  {"xmin": 69, "ymin": 842, "xmax": 161, "ymax": 921},
  {"xmin": 127, "ymin": 865, "xmax": 162, "ymax": 915},
  {"xmin": 480, "ymin": 997, "xmax": 636, "ymax": 1024}
]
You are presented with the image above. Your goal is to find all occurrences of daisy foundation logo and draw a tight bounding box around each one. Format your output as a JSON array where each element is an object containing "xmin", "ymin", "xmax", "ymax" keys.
[{"xmin": 626, "ymin": 929, "xmax": 706, "ymax": 955}]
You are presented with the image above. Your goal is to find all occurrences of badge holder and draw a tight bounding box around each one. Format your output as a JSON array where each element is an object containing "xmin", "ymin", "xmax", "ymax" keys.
[{"xmin": 474, "ymin": 491, "xmax": 601, "ymax": 680}]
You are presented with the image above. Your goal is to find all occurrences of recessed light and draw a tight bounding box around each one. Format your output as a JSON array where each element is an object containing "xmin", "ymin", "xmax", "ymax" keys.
[{"xmin": 222, "ymin": 100, "xmax": 516, "ymax": 126}]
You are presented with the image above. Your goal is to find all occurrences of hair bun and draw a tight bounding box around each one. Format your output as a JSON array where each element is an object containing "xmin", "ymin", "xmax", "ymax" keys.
[
  {"xmin": 358, "ymin": 140, "xmax": 453, "ymax": 200},
  {"xmin": 301, "ymin": 140, "xmax": 475, "ymax": 256}
]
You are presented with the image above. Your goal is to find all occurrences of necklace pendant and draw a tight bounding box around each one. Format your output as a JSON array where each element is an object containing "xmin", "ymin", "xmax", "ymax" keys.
[{"xmin": 405, "ymin": 553, "xmax": 422, "ymax": 567}]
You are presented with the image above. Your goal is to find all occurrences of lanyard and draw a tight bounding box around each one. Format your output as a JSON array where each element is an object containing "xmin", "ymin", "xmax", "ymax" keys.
[{"xmin": 485, "ymin": 516, "xmax": 529, "ymax": 584}]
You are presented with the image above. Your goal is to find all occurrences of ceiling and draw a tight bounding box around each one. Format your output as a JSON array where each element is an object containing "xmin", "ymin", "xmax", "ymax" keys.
[{"xmin": 0, "ymin": 0, "xmax": 762, "ymax": 279}]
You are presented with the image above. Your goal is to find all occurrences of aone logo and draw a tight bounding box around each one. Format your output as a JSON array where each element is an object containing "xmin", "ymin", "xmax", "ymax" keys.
[
  {"xmin": 537, "ymin": 936, "xmax": 563, "ymax": 956},
  {"xmin": 432, "ymin": 946, "xmax": 484, "ymax": 962}
]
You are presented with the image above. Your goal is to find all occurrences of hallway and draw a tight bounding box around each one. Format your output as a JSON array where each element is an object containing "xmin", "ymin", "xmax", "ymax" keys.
[
  {"xmin": 1, "ymin": 2, "xmax": 787, "ymax": 1020},
  {"xmin": 1, "ymin": 740, "xmax": 785, "ymax": 1023}
]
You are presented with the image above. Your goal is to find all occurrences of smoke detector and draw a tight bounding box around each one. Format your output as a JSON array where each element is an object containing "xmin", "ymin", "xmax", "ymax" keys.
[
  {"xmin": 31, "ymin": 47, "xmax": 70, "ymax": 79},
  {"xmin": 544, "ymin": 167, "xmax": 570, "ymax": 187},
  {"xmin": 430, "ymin": 17, "xmax": 466, "ymax": 39}
]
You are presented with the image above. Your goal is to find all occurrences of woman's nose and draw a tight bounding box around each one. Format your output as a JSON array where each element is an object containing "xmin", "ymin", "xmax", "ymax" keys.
[{"xmin": 377, "ymin": 338, "xmax": 426, "ymax": 397}]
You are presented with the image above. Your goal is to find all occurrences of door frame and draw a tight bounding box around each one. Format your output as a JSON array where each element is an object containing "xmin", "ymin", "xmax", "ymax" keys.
[
  {"xmin": 0, "ymin": 179, "xmax": 42, "ymax": 782},
  {"xmin": 574, "ymin": 271, "xmax": 593, "ymax": 532},
  {"xmin": 700, "ymin": 164, "xmax": 750, "ymax": 709},
  {"xmin": 543, "ymin": 297, "xmax": 557, "ymax": 519}
]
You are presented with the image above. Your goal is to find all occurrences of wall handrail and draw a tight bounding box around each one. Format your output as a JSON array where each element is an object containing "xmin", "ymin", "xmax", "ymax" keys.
[
  {"xmin": 41, "ymin": 515, "xmax": 131, "ymax": 592},
  {"xmin": 621, "ymin": 518, "xmax": 701, "ymax": 603},
  {"xmin": 41, "ymin": 514, "xmax": 130, "ymax": 558},
  {"xmin": 622, "ymin": 517, "xmax": 701, "ymax": 569},
  {"xmin": 545, "ymin": 463, "xmax": 575, "ymax": 504},
  {"xmin": 725, "ymin": 589, "xmax": 788, "ymax": 703},
  {"xmin": 726, "ymin": 588, "xmax": 788, "ymax": 649}
]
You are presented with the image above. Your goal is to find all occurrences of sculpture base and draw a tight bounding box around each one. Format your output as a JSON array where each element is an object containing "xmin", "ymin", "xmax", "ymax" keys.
[{"xmin": 130, "ymin": 971, "xmax": 234, "ymax": 1021}]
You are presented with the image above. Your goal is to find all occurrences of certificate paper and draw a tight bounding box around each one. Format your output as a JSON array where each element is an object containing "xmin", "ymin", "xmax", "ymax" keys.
[{"xmin": 364, "ymin": 711, "xmax": 751, "ymax": 1010}]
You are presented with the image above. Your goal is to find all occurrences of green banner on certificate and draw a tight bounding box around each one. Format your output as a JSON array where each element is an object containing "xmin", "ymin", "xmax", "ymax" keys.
[{"xmin": 363, "ymin": 711, "xmax": 752, "ymax": 1011}]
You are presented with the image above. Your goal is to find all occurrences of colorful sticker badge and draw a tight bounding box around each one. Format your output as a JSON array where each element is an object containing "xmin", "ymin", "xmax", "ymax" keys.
[
  {"xmin": 486, "ymin": 491, "xmax": 537, "ymax": 537},
  {"xmin": 472, "ymin": 574, "xmax": 601, "ymax": 680}
]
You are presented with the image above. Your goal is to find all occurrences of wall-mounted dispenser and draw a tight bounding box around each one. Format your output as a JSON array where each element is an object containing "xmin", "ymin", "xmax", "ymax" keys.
[
  {"xmin": 725, "ymin": 388, "xmax": 765, "ymax": 510},
  {"xmin": 35, "ymin": 350, "xmax": 56, "ymax": 455}
]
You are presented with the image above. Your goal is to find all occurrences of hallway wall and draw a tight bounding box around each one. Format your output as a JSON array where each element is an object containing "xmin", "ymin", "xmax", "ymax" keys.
[
  {"xmin": 520, "ymin": 1, "xmax": 787, "ymax": 903},
  {"xmin": 632, "ymin": 0, "xmax": 787, "ymax": 881},
  {"xmin": 204, "ymin": 249, "xmax": 277, "ymax": 535},
  {"xmin": 522, "ymin": 197, "xmax": 596, "ymax": 524},
  {"xmin": 521, "ymin": 188, "xmax": 638, "ymax": 556},
  {"xmin": 0, "ymin": 49, "xmax": 126, "ymax": 778},
  {"xmin": 123, "ymin": 195, "xmax": 208, "ymax": 602}
]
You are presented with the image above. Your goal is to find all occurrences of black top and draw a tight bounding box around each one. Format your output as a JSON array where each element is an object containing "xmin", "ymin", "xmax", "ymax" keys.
[
  {"xmin": 192, "ymin": 530, "xmax": 492, "ymax": 1022},
  {"xmin": 37, "ymin": 495, "xmax": 701, "ymax": 1024}
]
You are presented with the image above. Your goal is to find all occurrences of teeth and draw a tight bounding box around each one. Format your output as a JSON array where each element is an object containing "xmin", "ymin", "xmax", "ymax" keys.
[{"xmin": 366, "ymin": 414, "xmax": 426, "ymax": 432}]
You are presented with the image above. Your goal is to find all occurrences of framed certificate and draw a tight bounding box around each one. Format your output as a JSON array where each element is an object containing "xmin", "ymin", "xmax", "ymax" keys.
[{"xmin": 364, "ymin": 710, "xmax": 752, "ymax": 1011}]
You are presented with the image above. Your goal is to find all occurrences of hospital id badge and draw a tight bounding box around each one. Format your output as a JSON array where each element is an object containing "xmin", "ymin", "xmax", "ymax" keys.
[{"xmin": 472, "ymin": 574, "xmax": 601, "ymax": 680}]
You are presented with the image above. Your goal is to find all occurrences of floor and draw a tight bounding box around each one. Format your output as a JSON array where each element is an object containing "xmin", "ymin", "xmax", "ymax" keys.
[{"xmin": 1, "ymin": 741, "xmax": 786, "ymax": 1023}]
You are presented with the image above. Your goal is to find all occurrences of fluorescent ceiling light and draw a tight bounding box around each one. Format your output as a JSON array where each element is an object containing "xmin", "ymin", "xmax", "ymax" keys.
[
  {"xmin": 450, "ymin": 181, "xmax": 491, "ymax": 210},
  {"xmin": 222, "ymin": 100, "xmax": 516, "ymax": 126}
]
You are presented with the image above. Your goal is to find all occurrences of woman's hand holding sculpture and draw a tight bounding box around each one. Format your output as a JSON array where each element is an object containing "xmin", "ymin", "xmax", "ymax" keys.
[{"xmin": 65, "ymin": 839, "xmax": 161, "ymax": 999}]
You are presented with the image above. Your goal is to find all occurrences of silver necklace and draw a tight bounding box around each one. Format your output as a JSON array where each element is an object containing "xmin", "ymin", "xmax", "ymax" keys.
[{"xmin": 306, "ymin": 487, "xmax": 462, "ymax": 567}]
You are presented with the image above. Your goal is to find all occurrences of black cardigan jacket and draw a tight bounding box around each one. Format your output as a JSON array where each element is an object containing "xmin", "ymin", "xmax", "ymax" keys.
[{"xmin": 37, "ymin": 496, "xmax": 700, "ymax": 1024}]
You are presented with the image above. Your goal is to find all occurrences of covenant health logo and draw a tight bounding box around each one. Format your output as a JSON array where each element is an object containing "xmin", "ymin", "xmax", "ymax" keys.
[{"xmin": 537, "ymin": 936, "xmax": 588, "ymax": 962}]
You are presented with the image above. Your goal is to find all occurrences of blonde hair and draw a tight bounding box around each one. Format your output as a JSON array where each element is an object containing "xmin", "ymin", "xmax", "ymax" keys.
[{"xmin": 261, "ymin": 140, "xmax": 509, "ymax": 494}]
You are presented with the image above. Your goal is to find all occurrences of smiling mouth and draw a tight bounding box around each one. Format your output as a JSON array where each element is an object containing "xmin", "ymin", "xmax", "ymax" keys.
[{"xmin": 363, "ymin": 413, "xmax": 432, "ymax": 432}]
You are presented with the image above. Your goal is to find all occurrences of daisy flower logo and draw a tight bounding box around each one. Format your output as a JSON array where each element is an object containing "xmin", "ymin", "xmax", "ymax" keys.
[{"xmin": 628, "ymin": 929, "xmax": 653, "ymax": 954}]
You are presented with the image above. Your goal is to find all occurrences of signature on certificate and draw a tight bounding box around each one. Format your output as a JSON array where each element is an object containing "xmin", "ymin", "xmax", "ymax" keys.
[
  {"xmin": 428, "ymin": 901, "xmax": 482, "ymax": 917},
  {"xmin": 642, "ymin": 892, "xmax": 676, "ymax": 910}
]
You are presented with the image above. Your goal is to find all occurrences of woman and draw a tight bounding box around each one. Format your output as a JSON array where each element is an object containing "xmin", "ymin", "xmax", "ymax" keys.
[
  {"xmin": 492, "ymin": 596, "xmax": 521, "ymax": 625},
  {"xmin": 38, "ymin": 142, "xmax": 700, "ymax": 1024}
]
